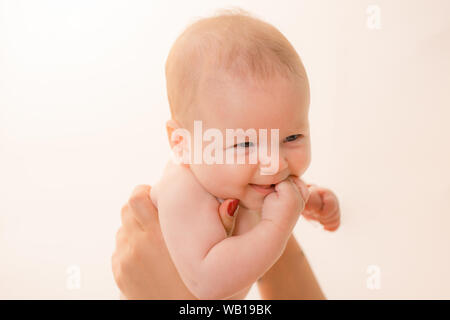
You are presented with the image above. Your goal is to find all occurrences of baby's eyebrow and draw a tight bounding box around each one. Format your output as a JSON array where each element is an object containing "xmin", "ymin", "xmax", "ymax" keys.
[
  {"xmin": 284, "ymin": 126, "xmax": 307, "ymax": 134},
  {"xmin": 285, "ymin": 132, "xmax": 301, "ymax": 136}
]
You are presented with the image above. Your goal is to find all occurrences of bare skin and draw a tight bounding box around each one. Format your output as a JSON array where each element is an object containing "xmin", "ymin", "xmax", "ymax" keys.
[
  {"xmin": 151, "ymin": 160, "xmax": 308, "ymax": 300},
  {"xmin": 112, "ymin": 183, "xmax": 339, "ymax": 299}
]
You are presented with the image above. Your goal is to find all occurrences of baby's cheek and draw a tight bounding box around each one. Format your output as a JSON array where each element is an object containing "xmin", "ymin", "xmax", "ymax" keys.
[
  {"xmin": 289, "ymin": 147, "xmax": 311, "ymax": 176},
  {"xmin": 220, "ymin": 164, "xmax": 255, "ymax": 194},
  {"xmin": 192, "ymin": 163, "xmax": 250, "ymax": 199}
]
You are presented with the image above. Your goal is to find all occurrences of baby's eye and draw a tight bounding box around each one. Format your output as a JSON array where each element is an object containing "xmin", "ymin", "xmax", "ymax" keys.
[
  {"xmin": 234, "ymin": 141, "xmax": 254, "ymax": 148},
  {"xmin": 284, "ymin": 134, "xmax": 303, "ymax": 143}
]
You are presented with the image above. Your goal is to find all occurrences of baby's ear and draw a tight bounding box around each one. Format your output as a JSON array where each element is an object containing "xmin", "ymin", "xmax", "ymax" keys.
[
  {"xmin": 165, "ymin": 119, "xmax": 182, "ymax": 149},
  {"xmin": 166, "ymin": 119, "xmax": 191, "ymax": 166}
]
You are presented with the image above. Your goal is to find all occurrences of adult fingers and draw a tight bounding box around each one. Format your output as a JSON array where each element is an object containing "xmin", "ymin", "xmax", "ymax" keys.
[
  {"xmin": 218, "ymin": 199, "xmax": 240, "ymax": 236},
  {"xmin": 127, "ymin": 184, "xmax": 158, "ymax": 230},
  {"xmin": 121, "ymin": 203, "xmax": 144, "ymax": 232}
]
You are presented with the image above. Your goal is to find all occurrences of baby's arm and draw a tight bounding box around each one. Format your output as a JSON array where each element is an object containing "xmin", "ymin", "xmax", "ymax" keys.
[
  {"xmin": 257, "ymin": 233, "xmax": 326, "ymax": 299},
  {"xmin": 152, "ymin": 162, "xmax": 307, "ymax": 300}
]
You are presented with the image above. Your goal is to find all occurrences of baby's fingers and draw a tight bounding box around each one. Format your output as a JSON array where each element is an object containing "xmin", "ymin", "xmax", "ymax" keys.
[
  {"xmin": 289, "ymin": 177, "xmax": 310, "ymax": 203},
  {"xmin": 324, "ymin": 216, "xmax": 340, "ymax": 231},
  {"xmin": 303, "ymin": 187, "xmax": 323, "ymax": 215},
  {"xmin": 321, "ymin": 192, "xmax": 339, "ymax": 219}
]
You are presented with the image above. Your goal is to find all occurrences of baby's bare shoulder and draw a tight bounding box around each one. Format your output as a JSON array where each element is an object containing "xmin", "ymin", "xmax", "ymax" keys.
[{"xmin": 156, "ymin": 161, "xmax": 216, "ymax": 204}]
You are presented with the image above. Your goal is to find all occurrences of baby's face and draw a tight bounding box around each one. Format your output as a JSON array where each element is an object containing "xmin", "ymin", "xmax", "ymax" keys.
[{"xmin": 187, "ymin": 71, "xmax": 311, "ymax": 211}]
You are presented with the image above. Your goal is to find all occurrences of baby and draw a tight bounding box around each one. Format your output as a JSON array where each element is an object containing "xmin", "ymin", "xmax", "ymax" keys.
[{"xmin": 150, "ymin": 11, "xmax": 323, "ymax": 300}]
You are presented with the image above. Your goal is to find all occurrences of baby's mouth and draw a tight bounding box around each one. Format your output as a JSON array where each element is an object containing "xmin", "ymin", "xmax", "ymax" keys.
[
  {"xmin": 257, "ymin": 184, "xmax": 275, "ymax": 189},
  {"xmin": 249, "ymin": 183, "xmax": 276, "ymax": 194}
]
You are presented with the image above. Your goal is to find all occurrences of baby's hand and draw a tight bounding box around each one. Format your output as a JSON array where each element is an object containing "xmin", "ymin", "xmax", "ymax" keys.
[
  {"xmin": 261, "ymin": 177, "xmax": 310, "ymax": 234},
  {"xmin": 302, "ymin": 184, "xmax": 341, "ymax": 232}
]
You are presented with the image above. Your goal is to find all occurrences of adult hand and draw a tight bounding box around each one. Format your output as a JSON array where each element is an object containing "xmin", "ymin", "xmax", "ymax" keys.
[{"xmin": 111, "ymin": 185, "xmax": 240, "ymax": 299}]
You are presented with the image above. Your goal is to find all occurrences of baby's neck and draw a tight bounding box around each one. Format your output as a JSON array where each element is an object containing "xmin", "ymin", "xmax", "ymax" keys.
[
  {"xmin": 231, "ymin": 204, "xmax": 262, "ymax": 236},
  {"xmin": 237, "ymin": 204, "xmax": 262, "ymax": 217}
]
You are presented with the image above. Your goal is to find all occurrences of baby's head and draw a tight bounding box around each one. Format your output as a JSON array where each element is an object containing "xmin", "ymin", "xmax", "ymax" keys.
[{"xmin": 164, "ymin": 9, "xmax": 311, "ymax": 211}]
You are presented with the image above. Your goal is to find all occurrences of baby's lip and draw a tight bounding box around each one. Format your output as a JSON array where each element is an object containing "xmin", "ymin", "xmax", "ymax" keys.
[
  {"xmin": 249, "ymin": 183, "xmax": 276, "ymax": 195},
  {"xmin": 249, "ymin": 183, "xmax": 275, "ymax": 189},
  {"xmin": 250, "ymin": 174, "xmax": 291, "ymax": 188}
]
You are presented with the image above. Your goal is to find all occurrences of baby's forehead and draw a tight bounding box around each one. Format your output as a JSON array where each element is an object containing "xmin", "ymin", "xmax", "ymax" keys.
[
  {"xmin": 197, "ymin": 67, "xmax": 309, "ymax": 97},
  {"xmin": 166, "ymin": 12, "xmax": 309, "ymax": 131},
  {"xmin": 193, "ymin": 70, "xmax": 309, "ymax": 131},
  {"xmin": 198, "ymin": 66, "xmax": 308, "ymax": 102}
]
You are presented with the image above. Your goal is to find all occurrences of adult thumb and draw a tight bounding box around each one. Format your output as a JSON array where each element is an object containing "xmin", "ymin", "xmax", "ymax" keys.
[{"xmin": 218, "ymin": 199, "xmax": 239, "ymax": 236}]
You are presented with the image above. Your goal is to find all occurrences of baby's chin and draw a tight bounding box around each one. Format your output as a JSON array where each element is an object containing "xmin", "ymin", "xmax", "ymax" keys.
[
  {"xmin": 205, "ymin": 183, "xmax": 265, "ymax": 212},
  {"xmin": 238, "ymin": 195, "xmax": 265, "ymax": 212},
  {"xmin": 222, "ymin": 186, "xmax": 271, "ymax": 212}
]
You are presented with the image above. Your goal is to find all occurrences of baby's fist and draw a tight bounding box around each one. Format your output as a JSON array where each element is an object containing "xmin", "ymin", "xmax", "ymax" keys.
[
  {"xmin": 261, "ymin": 177, "xmax": 310, "ymax": 234},
  {"xmin": 302, "ymin": 184, "xmax": 341, "ymax": 231}
]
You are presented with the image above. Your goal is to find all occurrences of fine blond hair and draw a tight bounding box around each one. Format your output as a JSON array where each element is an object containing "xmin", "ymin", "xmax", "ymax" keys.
[{"xmin": 165, "ymin": 8, "xmax": 308, "ymax": 129}]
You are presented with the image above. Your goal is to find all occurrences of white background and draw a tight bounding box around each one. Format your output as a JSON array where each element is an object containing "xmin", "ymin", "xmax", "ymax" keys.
[{"xmin": 1, "ymin": 0, "xmax": 449, "ymax": 299}]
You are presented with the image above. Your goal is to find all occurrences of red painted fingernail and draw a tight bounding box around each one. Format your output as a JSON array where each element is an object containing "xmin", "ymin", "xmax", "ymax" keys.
[{"xmin": 227, "ymin": 199, "xmax": 239, "ymax": 216}]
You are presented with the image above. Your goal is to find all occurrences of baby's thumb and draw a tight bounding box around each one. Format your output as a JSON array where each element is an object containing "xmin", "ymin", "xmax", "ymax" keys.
[{"xmin": 218, "ymin": 199, "xmax": 239, "ymax": 236}]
